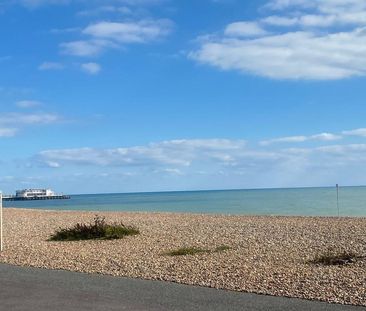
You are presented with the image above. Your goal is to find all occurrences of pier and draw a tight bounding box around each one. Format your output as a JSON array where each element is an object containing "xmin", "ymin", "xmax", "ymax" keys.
[{"xmin": 3, "ymin": 195, "xmax": 70, "ymax": 201}]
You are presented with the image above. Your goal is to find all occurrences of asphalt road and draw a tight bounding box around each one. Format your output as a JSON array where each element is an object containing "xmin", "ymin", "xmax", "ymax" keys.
[{"xmin": 0, "ymin": 264, "xmax": 364, "ymax": 311}]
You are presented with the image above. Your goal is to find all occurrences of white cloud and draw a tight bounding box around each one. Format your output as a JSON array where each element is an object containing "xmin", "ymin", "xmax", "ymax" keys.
[
  {"xmin": 192, "ymin": 28, "xmax": 366, "ymax": 79},
  {"xmin": 83, "ymin": 19, "xmax": 173, "ymax": 43},
  {"xmin": 50, "ymin": 27, "xmax": 80, "ymax": 34},
  {"xmin": 38, "ymin": 62, "xmax": 64, "ymax": 70},
  {"xmin": 16, "ymin": 100, "xmax": 42, "ymax": 108},
  {"xmin": 263, "ymin": 13, "xmax": 366, "ymax": 28},
  {"xmin": 13, "ymin": 0, "xmax": 165, "ymax": 9},
  {"xmin": 156, "ymin": 168, "xmax": 184, "ymax": 175},
  {"xmin": 260, "ymin": 132, "xmax": 342, "ymax": 145},
  {"xmin": 261, "ymin": 16, "xmax": 298, "ymax": 26},
  {"xmin": 77, "ymin": 5, "xmax": 132, "ymax": 17},
  {"xmin": 83, "ymin": 20, "xmax": 172, "ymax": 43},
  {"xmin": 36, "ymin": 139, "xmax": 247, "ymax": 168},
  {"xmin": 45, "ymin": 161, "xmax": 61, "ymax": 168},
  {"xmin": 81, "ymin": 62, "xmax": 101, "ymax": 74},
  {"xmin": 260, "ymin": 135, "xmax": 308, "ymax": 145},
  {"xmin": 225, "ymin": 22, "xmax": 268, "ymax": 37},
  {"xmin": 116, "ymin": 0, "xmax": 167, "ymax": 6},
  {"xmin": 60, "ymin": 40, "xmax": 112, "ymax": 56},
  {"xmin": 19, "ymin": 0, "xmax": 70, "ymax": 8},
  {"xmin": 0, "ymin": 112, "xmax": 61, "ymax": 138},
  {"xmin": 61, "ymin": 19, "xmax": 173, "ymax": 56},
  {"xmin": 265, "ymin": 0, "xmax": 366, "ymax": 13},
  {"xmin": 311, "ymin": 133, "xmax": 342, "ymax": 141},
  {"xmin": 0, "ymin": 128, "xmax": 17, "ymax": 137},
  {"xmin": 9, "ymin": 125, "xmax": 366, "ymax": 190},
  {"xmin": 31, "ymin": 136, "xmax": 366, "ymax": 189},
  {"xmin": 34, "ymin": 129, "xmax": 366, "ymax": 170},
  {"xmin": 342, "ymin": 128, "xmax": 366, "ymax": 137},
  {"xmin": 0, "ymin": 113, "xmax": 60, "ymax": 125},
  {"xmin": 191, "ymin": 0, "xmax": 366, "ymax": 80},
  {"xmin": 11, "ymin": 1, "xmax": 173, "ymax": 58}
]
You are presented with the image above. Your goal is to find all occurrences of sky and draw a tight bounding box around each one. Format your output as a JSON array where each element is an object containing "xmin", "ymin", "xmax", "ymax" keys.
[{"xmin": 1, "ymin": 0, "xmax": 366, "ymax": 194}]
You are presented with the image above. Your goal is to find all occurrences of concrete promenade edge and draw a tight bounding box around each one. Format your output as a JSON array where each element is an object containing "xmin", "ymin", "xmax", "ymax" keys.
[{"xmin": 0, "ymin": 263, "xmax": 364, "ymax": 311}]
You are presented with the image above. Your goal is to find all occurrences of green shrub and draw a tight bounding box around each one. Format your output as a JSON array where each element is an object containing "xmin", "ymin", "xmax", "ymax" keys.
[
  {"xmin": 104, "ymin": 224, "xmax": 140, "ymax": 239},
  {"xmin": 49, "ymin": 215, "xmax": 139, "ymax": 241}
]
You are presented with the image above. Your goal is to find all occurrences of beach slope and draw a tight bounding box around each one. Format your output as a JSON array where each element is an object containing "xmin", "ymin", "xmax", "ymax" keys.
[{"xmin": 0, "ymin": 208, "xmax": 365, "ymax": 306}]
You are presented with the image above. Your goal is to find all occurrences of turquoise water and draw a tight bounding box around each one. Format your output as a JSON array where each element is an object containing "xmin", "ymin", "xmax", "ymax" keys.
[{"xmin": 3, "ymin": 187, "xmax": 366, "ymax": 216}]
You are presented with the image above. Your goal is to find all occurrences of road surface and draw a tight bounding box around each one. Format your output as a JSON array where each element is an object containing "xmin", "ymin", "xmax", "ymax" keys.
[{"xmin": 0, "ymin": 264, "xmax": 364, "ymax": 311}]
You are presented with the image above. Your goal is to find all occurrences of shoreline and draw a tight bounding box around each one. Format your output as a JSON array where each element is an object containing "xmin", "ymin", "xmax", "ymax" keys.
[
  {"xmin": 1, "ymin": 208, "xmax": 365, "ymax": 306},
  {"xmin": 4, "ymin": 206, "xmax": 366, "ymax": 219}
]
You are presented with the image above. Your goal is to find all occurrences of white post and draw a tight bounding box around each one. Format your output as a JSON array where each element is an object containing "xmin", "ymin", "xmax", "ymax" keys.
[{"xmin": 0, "ymin": 192, "xmax": 3, "ymax": 251}]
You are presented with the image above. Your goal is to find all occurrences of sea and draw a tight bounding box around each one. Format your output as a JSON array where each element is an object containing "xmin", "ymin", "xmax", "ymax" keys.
[{"xmin": 3, "ymin": 186, "xmax": 366, "ymax": 217}]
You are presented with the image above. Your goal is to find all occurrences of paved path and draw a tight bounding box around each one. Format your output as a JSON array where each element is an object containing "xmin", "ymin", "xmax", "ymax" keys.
[{"xmin": 0, "ymin": 264, "xmax": 364, "ymax": 311}]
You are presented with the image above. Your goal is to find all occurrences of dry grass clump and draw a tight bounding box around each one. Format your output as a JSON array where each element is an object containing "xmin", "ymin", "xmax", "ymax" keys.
[
  {"xmin": 49, "ymin": 215, "xmax": 139, "ymax": 241},
  {"xmin": 310, "ymin": 248, "xmax": 364, "ymax": 266},
  {"xmin": 165, "ymin": 245, "xmax": 232, "ymax": 256},
  {"xmin": 214, "ymin": 245, "xmax": 232, "ymax": 252},
  {"xmin": 165, "ymin": 247, "xmax": 210, "ymax": 256}
]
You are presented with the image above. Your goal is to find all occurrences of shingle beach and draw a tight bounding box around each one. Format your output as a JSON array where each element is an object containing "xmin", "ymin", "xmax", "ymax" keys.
[{"xmin": 1, "ymin": 208, "xmax": 365, "ymax": 306}]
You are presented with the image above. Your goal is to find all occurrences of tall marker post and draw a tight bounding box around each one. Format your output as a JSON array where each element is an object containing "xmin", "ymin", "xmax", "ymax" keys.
[
  {"xmin": 336, "ymin": 184, "xmax": 339, "ymax": 217},
  {"xmin": 0, "ymin": 192, "xmax": 3, "ymax": 251}
]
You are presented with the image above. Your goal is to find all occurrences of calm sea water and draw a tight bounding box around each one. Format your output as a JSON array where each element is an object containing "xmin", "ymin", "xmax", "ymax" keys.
[{"xmin": 4, "ymin": 187, "xmax": 366, "ymax": 216}]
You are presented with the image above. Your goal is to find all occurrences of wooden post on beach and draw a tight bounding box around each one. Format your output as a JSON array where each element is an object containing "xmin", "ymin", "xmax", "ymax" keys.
[
  {"xmin": 0, "ymin": 192, "xmax": 3, "ymax": 251},
  {"xmin": 336, "ymin": 184, "xmax": 339, "ymax": 217}
]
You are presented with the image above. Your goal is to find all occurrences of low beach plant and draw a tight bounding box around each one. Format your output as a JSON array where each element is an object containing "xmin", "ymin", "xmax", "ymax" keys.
[
  {"xmin": 214, "ymin": 245, "xmax": 232, "ymax": 252},
  {"xmin": 49, "ymin": 215, "xmax": 139, "ymax": 241},
  {"xmin": 309, "ymin": 248, "xmax": 362, "ymax": 266},
  {"xmin": 165, "ymin": 245, "xmax": 232, "ymax": 256},
  {"xmin": 165, "ymin": 247, "xmax": 210, "ymax": 256}
]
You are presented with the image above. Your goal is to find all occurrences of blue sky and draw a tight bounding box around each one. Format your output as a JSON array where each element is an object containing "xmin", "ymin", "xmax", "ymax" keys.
[{"xmin": 1, "ymin": 0, "xmax": 366, "ymax": 194}]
